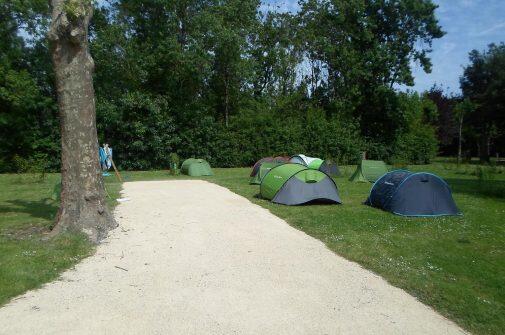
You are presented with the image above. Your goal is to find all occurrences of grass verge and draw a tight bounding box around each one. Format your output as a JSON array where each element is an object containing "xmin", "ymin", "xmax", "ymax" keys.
[
  {"xmin": 0, "ymin": 173, "xmax": 121, "ymax": 305},
  {"xmin": 1, "ymin": 163, "xmax": 504, "ymax": 334},
  {"xmin": 207, "ymin": 164, "xmax": 504, "ymax": 335}
]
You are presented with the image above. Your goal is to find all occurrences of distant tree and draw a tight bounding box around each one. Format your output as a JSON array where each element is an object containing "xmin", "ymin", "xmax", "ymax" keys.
[
  {"xmin": 0, "ymin": 0, "xmax": 59, "ymax": 172},
  {"xmin": 297, "ymin": 0, "xmax": 444, "ymax": 144},
  {"xmin": 297, "ymin": 0, "xmax": 443, "ymax": 95},
  {"xmin": 461, "ymin": 43, "xmax": 505, "ymax": 162},
  {"xmin": 49, "ymin": 0, "xmax": 116, "ymax": 242},
  {"xmin": 250, "ymin": 12, "xmax": 300, "ymax": 98},
  {"xmin": 425, "ymin": 86, "xmax": 458, "ymax": 155},
  {"xmin": 453, "ymin": 98, "xmax": 476, "ymax": 164},
  {"xmin": 208, "ymin": 0, "xmax": 260, "ymax": 126}
]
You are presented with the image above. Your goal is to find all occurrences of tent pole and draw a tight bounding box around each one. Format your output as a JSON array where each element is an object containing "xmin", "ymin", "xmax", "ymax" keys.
[{"xmin": 110, "ymin": 158, "xmax": 122, "ymax": 182}]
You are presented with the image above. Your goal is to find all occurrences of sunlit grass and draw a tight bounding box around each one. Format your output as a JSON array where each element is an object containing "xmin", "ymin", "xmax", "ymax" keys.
[
  {"xmin": 0, "ymin": 173, "xmax": 121, "ymax": 306},
  {"xmin": 1, "ymin": 163, "xmax": 504, "ymax": 334}
]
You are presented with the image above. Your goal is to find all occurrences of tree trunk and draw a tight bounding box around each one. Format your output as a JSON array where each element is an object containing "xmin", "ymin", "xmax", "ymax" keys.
[
  {"xmin": 224, "ymin": 71, "xmax": 229, "ymax": 127},
  {"xmin": 49, "ymin": 0, "xmax": 116, "ymax": 243},
  {"xmin": 479, "ymin": 135, "xmax": 490, "ymax": 163},
  {"xmin": 457, "ymin": 115, "xmax": 463, "ymax": 165}
]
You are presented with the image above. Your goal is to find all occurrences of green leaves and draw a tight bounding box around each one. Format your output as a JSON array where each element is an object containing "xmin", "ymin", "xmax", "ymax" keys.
[{"xmin": 1, "ymin": 0, "xmax": 451, "ymax": 171}]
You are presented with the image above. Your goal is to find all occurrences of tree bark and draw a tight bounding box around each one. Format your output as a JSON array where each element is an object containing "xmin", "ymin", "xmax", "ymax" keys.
[
  {"xmin": 479, "ymin": 135, "xmax": 490, "ymax": 163},
  {"xmin": 49, "ymin": 0, "xmax": 116, "ymax": 243},
  {"xmin": 224, "ymin": 70, "xmax": 230, "ymax": 127},
  {"xmin": 457, "ymin": 115, "xmax": 463, "ymax": 165}
]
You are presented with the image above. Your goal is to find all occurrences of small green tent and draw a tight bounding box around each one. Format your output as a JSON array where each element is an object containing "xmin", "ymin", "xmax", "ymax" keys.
[
  {"xmin": 349, "ymin": 160, "xmax": 388, "ymax": 182},
  {"xmin": 260, "ymin": 164, "xmax": 341, "ymax": 205},
  {"xmin": 250, "ymin": 161, "xmax": 283, "ymax": 185},
  {"xmin": 181, "ymin": 158, "xmax": 213, "ymax": 176}
]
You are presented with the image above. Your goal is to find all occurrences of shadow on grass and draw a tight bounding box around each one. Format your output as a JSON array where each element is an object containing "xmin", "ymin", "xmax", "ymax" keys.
[
  {"xmin": 446, "ymin": 178, "xmax": 505, "ymax": 198},
  {"xmin": 0, "ymin": 199, "xmax": 58, "ymax": 222}
]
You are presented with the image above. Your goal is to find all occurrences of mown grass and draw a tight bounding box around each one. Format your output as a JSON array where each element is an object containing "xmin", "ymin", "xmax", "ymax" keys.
[
  {"xmin": 204, "ymin": 164, "xmax": 504, "ymax": 335},
  {"xmin": 1, "ymin": 163, "xmax": 504, "ymax": 334},
  {"xmin": 0, "ymin": 173, "xmax": 122, "ymax": 306}
]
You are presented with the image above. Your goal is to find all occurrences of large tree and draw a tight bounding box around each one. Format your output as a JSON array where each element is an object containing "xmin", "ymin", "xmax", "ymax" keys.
[
  {"xmin": 297, "ymin": 0, "xmax": 444, "ymax": 143},
  {"xmin": 460, "ymin": 43, "xmax": 505, "ymax": 162},
  {"xmin": 48, "ymin": 0, "xmax": 116, "ymax": 242},
  {"xmin": 425, "ymin": 86, "xmax": 458, "ymax": 156}
]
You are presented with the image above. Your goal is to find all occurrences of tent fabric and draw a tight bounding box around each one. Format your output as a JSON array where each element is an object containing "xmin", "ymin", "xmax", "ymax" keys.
[
  {"xmin": 365, "ymin": 170, "xmax": 461, "ymax": 216},
  {"xmin": 307, "ymin": 158, "xmax": 324, "ymax": 169},
  {"xmin": 349, "ymin": 160, "xmax": 388, "ymax": 182},
  {"xmin": 250, "ymin": 162, "xmax": 284, "ymax": 185},
  {"xmin": 260, "ymin": 164, "xmax": 341, "ymax": 206},
  {"xmin": 290, "ymin": 155, "xmax": 341, "ymax": 177},
  {"xmin": 289, "ymin": 154, "xmax": 319, "ymax": 166},
  {"xmin": 319, "ymin": 160, "xmax": 341, "ymax": 177},
  {"xmin": 250, "ymin": 156, "xmax": 290, "ymax": 177},
  {"xmin": 181, "ymin": 158, "xmax": 213, "ymax": 176},
  {"xmin": 273, "ymin": 155, "xmax": 290, "ymax": 162}
]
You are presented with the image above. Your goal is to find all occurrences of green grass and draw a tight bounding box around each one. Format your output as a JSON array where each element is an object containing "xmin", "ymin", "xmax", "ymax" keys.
[
  {"xmin": 208, "ymin": 164, "xmax": 504, "ymax": 335},
  {"xmin": 1, "ymin": 164, "xmax": 504, "ymax": 334},
  {"xmin": 0, "ymin": 173, "xmax": 122, "ymax": 305}
]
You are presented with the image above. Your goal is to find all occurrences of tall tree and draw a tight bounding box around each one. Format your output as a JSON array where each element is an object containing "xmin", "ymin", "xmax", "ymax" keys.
[
  {"xmin": 425, "ymin": 86, "xmax": 458, "ymax": 156},
  {"xmin": 453, "ymin": 98, "xmax": 475, "ymax": 165},
  {"xmin": 48, "ymin": 0, "xmax": 116, "ymax": 242},
  {"xmin": 461, "ymin": 43, "xmax": 505, "ymax": 162},
  {"xmin": 0, "ymin": 0, "xmax": 58, "ymax": 172}
]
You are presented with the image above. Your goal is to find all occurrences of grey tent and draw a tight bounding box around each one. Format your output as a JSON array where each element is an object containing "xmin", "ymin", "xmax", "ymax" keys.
[
  {"xmin": 260, "ymin": 163, "xmax": 342, "ymax": 206},
  {"xmin": 318, "ymin": 160, "xmax": 341, "ymax": 177},
  {"xmin": 365, "ymin": 170, "xmax": 461, "ymax": 216}
]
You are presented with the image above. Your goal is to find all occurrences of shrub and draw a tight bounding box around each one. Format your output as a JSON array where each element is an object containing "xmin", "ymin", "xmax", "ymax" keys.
[{"xmin": 393, "ymin": 125, "xmax": 438, "ymax": 164}]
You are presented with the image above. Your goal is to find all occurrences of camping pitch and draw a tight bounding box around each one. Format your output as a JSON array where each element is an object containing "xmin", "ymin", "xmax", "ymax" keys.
[
  {"xmin": 349, "ymin": 160, "xmax": 388, "ymax": 182},
  {"xmin": 308, "ymin": 159, "xmax": 341, "ymax": 177},
  {"xmin": 290, "ymin": 154, "xmax": 341, "ymax": 177},
  {"xmin": 260, "ymin": 163, "xmax": 342, "ymax": 205},
  {"xmin": 181, "ymin": 158, "xmax": 213, "ymax": 176},
  {"xmin": 365, "ymin": 170, "xmax": 461, "ymax": 217},
  {"xmin": 250, "ymin": 162, "xmax": 284, "ymax": 185},
  {"xmin": 250, "ymin": 156, "xmax": 289, "ymax": 177},
  {"xmin": 289, "ymin": 154, "xmax": 318, "ymax": 166}
]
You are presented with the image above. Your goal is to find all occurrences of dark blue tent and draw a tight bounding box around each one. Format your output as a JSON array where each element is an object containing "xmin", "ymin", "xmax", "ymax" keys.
[{"xmin": 365, "ymin": 170, "xmax": 461, "ymax": 217}]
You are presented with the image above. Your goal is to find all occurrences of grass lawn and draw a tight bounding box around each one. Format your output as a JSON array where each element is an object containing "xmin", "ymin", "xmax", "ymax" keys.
[
  {"xmin": 0, "ymin": 174, "xmax": 122, "ymax": 306},
  {"xmin": 1, "ymin": 162, "xmax": 504, "ymax": 334}
]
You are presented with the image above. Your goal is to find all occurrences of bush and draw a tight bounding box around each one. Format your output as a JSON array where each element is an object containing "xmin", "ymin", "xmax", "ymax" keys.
[
  {"xmin": 393, "ymin": 125, "xmax": 438, "ymax": 164},
  {"xmin": 96, "ymin": 92, "xmax": 180, "ymax": 170},
  {"xmin": 392, "ymin": 93, "xmax": 439, "ymax": 164}
]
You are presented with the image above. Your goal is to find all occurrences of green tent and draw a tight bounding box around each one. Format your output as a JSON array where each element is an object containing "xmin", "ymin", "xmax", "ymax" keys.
[
  {"xmin": 181, "ymin": 158, "xmax": 213, "ymax": 176},
  {"xmin": 349, "ymin": 160, "xmax": 388, "ymax": 182},
  {"xmin": 250, "ymin": 161, "xmax": 283, "ymax": 185},
  {"xmin": 290, "ymin": 154, "xmax": 341, "ymax": 177},
  {"xmin": 307, "ymin": 158, "xmax": 324, "ymax": 169},
  {"xmin": 260, "ymin": 163, "xmax": 341, "ymax": 205}
]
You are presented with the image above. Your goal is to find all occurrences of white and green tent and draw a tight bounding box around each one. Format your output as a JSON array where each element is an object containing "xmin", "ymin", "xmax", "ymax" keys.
[{"xmin": 290, "ymin": 154, "xmax": 341, "ymax": 177}]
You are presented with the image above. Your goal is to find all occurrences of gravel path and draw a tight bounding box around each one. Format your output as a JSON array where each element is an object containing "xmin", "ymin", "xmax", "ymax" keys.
[{"xmin": 0, "ymin": 180, "xmax": 466, "ymax": 334}]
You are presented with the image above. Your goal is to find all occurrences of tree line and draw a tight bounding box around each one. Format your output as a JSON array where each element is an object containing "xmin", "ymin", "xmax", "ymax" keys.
[{"xmin": 1, "ymin": 0, "xmax": 503, "ymax": 173}]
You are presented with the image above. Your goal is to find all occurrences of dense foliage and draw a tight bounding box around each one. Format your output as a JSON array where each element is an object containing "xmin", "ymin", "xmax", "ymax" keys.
[
  {"xmin": 1, "ymin": 0, "xmax": 479, "ymax": 172},
  {"xmin": 425, "ymin": 44, "xmax": 505, "ymax": 162},
  {"xmin": 460, "ymin": 43, "xmax": 505, "ymax": 162}
]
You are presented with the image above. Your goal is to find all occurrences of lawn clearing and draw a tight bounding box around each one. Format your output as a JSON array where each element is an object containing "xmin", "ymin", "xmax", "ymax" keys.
[
  {"xmin": 206, "ymin": 164, "xmax": 504, "ymax": 335},
  {"xmin": 0, "ymin": 163, "xmax": 504, "ymax": 334},
  {"xmin": 0, "ymin": 173, "xmax": 121, "ymax": 305}
]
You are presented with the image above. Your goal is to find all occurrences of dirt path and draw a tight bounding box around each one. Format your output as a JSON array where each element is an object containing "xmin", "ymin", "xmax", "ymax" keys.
[{"xmin": 0, "ymin": 180, "xmax": 466, "ymax": 334}]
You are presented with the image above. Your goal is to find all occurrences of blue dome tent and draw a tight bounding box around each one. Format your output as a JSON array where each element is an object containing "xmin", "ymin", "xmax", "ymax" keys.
[{"xmin": 365, "ymin": 170, "xmax": 461, "ymax": 217}]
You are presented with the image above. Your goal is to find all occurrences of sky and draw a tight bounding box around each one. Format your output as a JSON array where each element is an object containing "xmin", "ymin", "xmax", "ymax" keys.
[{"xmin": 263, "ymin": 0, "xmax": 505, "ymax": 94}]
